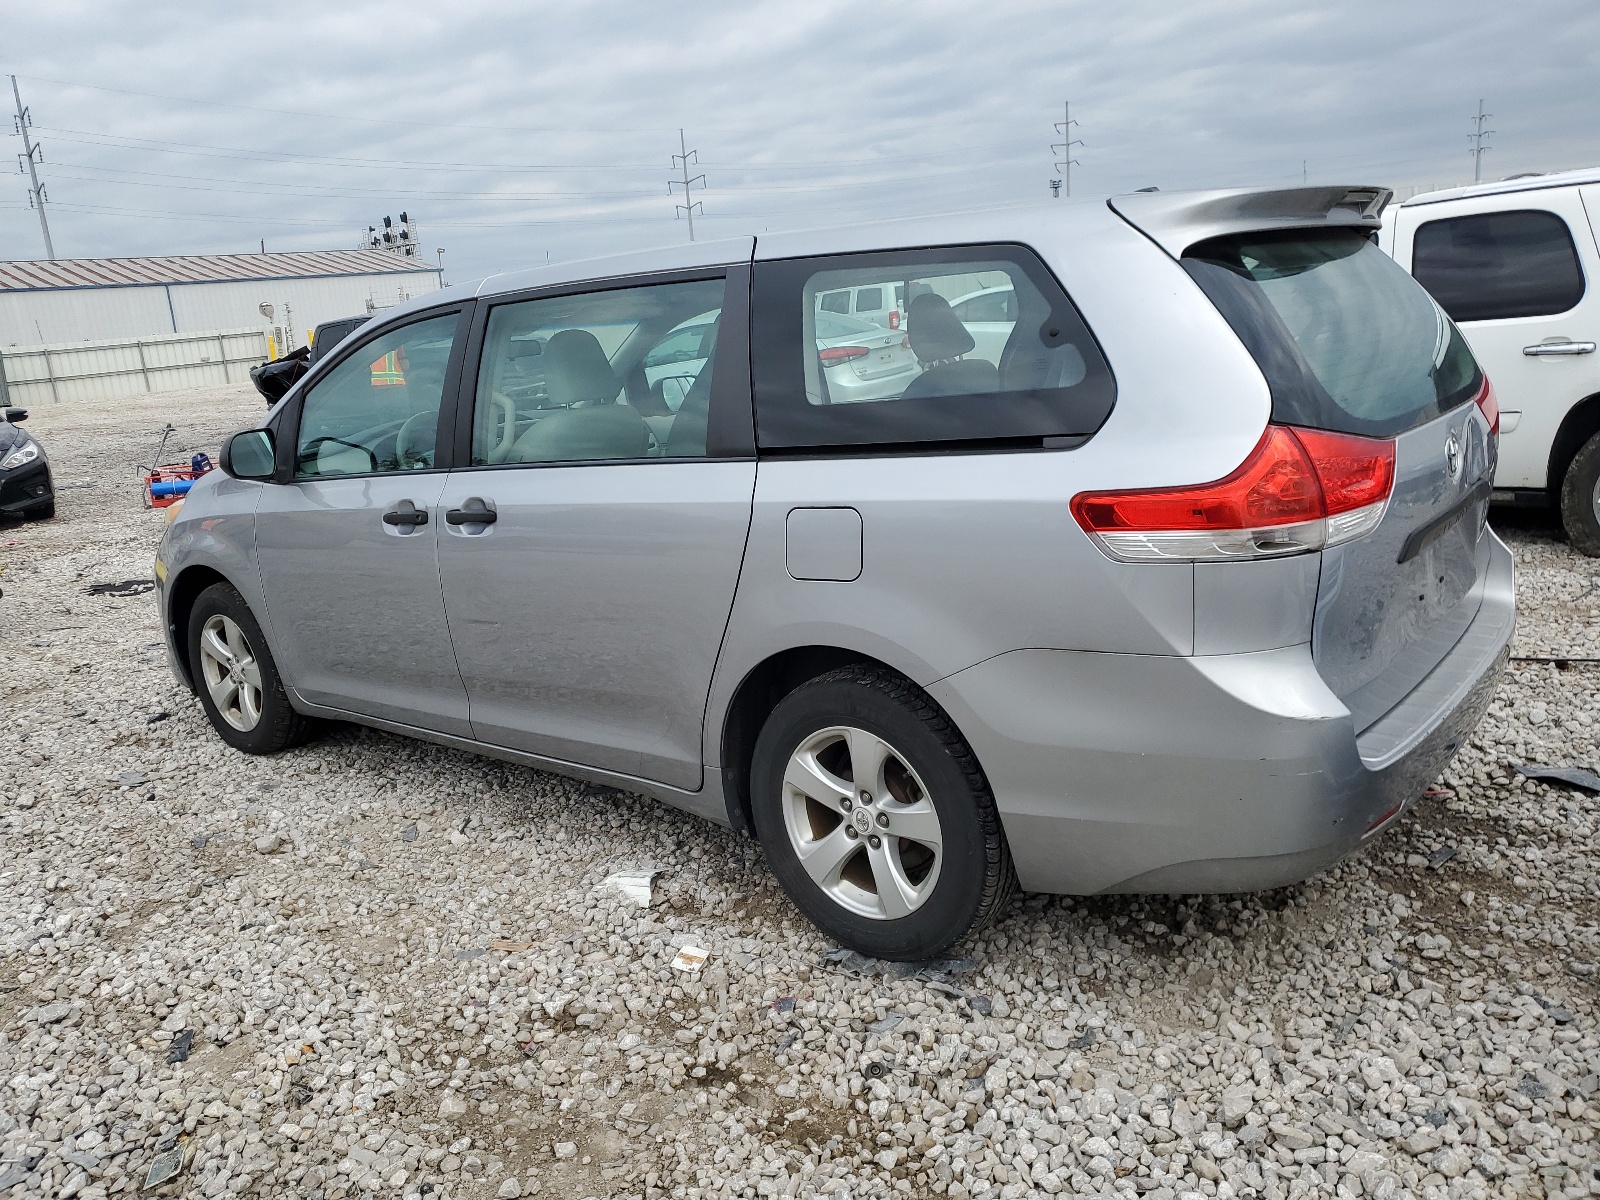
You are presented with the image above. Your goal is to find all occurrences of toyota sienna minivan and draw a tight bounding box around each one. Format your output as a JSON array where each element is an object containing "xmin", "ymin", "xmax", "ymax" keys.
[{"xmin": 157, "ymin": 185, "xmax": 1514, "ymax": 961}]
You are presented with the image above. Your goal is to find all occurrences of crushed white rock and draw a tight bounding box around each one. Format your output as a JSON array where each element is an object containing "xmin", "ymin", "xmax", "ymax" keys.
[{"xmin": 1, "ymin": 385, "xmax": 1596, "ymax": 1200}]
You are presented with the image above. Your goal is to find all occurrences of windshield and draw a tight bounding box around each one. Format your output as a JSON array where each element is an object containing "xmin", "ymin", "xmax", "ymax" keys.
[{"xmin": 1183, "ymin": 229, "xmax": 1482, "ymax": 438}]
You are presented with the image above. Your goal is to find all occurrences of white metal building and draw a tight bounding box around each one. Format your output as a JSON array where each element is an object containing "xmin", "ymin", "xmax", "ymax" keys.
[{"xmin": 0, "ymin": 250, "xmax": 443, "ymax": 350}]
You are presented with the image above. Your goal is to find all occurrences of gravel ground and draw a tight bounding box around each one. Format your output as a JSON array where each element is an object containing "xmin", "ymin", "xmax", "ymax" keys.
[{"xmin": 2, "ymin": 384, "xmax": 1598, "ymax": 1200}]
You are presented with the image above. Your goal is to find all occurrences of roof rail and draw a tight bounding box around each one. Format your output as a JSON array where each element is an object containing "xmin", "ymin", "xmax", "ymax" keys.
[{"xmin": 1108, "ymin": 185, "xmax": 1393, "ymax": 257}]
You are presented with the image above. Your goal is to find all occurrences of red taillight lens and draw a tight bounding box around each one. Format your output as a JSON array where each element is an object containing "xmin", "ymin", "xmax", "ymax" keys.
[
  {"xmin": 1070, "ymin": 425, "xmax": 1396, "ymax": 562},
  {"xmin": 901, "ymin": 335, "xmax": 910, "ymax": 350},
  {"xmin": 818, "ymin": 345, "xmax": 869, "ymax": 366},
  {"xmin": 1474, "ymin": 375, "xmax": 1499, "ymax": 437},
  {"xmin": 889, "ymin": 311, "xmax": 900, "ymax": 330}
]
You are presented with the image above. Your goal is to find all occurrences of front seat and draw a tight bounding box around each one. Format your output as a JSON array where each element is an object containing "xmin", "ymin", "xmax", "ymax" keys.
[
  {"xmin": 898, "ymin": 293, "xmax": 1000, "ymax": 401},
  {"xmin": 510, "ymin": 329, "xmax": 651, "ymax": 462}
]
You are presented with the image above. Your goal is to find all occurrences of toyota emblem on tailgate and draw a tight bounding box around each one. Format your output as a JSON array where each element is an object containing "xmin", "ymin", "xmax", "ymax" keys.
[{"xmin": 1444, "ymin": 433, "xmax": 1462, "ymax": 480}]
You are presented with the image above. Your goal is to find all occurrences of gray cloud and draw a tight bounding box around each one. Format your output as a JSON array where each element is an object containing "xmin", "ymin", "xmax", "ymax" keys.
[{"xmin": 3, "ymin": 0, "xmax": 1597, "ymax": 280}]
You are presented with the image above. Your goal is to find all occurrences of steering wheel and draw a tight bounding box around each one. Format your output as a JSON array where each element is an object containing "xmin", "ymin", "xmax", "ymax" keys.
[
  {"xmin": 396, "ymin": 409, "xmax": 438, "ymax": 469},
  {"xmin": 484, "ymin": 392, "xmax": 518, "ymax": 464}
]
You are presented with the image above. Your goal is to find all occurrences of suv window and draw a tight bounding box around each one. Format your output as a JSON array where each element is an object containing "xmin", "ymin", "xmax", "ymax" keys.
[
  {"xmin": 752, "ymin": 245, "xmax": 1115, "ymax": 450},
  {"xmin": 1412, "ymin": 208, "xmax": 1586, "ymax": 322},
  {"xmin": 818, "ymin": 291, "xmax": 851, "ymax": 315},
  {"xmin": 1184, "ymin": 229, "xmax": 1481, "ymax": 438},
  {"xmin": 854, "ymin": 286, "xmax": 884, "ymax": 313},
  {"xmin": 294, "ymin": 312, "xmax": 458, "ymax": 477},
  {"xmin": 471, "ymin": 277, "xmax": 725, "ymax": 464}
]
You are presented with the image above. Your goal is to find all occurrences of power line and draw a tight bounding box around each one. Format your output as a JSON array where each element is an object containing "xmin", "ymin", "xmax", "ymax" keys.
[
  {"xmin": 1470, "ymin": 99, "xmax": 1493, "ymax": 183},
  {"xmin": 1051, "ymin": 101, "xmax": 1082, "ymax": 198},
  {"xmin": 669, "ymin": 129, "xmax": 705, "ymax": 242},
  {"xmin": 10, "ymin": 75, "xmax": 56, "ymax": 258}
]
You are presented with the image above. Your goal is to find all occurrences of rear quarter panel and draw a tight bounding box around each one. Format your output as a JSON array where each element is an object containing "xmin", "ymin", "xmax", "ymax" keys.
[{"xmin": 705, "ymin": 203, "xmax": 1277, "ymax": 766}]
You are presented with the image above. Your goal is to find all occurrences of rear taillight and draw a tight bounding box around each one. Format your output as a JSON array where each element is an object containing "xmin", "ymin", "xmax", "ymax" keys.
[
  {"xmin": 1071, "ymin": 425, "xmax": 1396, "ymax": 562},
  {"xmin": 1474, "ymin": 375, "xmax": 1499, "ymax": 437},
  {"xmin": 818, "ymin": 346, "xmax": 869, "ymax": 366},
  {"xmin": 900, "ymin": 335, "xmax": 910, "ymax": 350},
  {"xmin": 889, "ymin": 311, "xmax": 900, "ymax": 330}
]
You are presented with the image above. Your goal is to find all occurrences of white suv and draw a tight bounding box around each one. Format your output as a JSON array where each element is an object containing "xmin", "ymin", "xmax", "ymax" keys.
[{"xmin": 1382, "ymin": 167, "xmax": 1600, "ymax": 554}]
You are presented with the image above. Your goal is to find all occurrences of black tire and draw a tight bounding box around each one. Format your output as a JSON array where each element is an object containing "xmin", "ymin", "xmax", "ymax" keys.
[
  {"xmin": 1560, "ymin": 431, "xmax": 1600, "ymax": 558},
  {"xmin": 187, "ymin": 582, "xmax": 314, "ymax": 754},
  {"xmin": 750, "ymin": 665, "xmax": 1016, "ymax": 961}
]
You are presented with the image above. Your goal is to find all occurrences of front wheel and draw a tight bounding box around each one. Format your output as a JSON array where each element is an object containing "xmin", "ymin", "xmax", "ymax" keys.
[
  {"xmin": 1560, "ymin": 431, "xmax": 1600, "ymax": 557},
  {"xmin": 187, "ymin": 582, "xmax": 314, "ymax": 754},
  {"xmin": 750, "ymin": 666, "xmax": 1016, "ymax": 961}
]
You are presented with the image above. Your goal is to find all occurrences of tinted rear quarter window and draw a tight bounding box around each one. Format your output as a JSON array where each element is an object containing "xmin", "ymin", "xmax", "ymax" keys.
[
  {"xmin": 1183, "ymin": 229, "xmax": 1482, "ymax": 438},
  {"xmin": 1412, "ymin": 208, "xmax": 1586, "ymax": 322},
  {"xmin": 753, "ymin": 244, "xmax": 1114, "ymax": 450}
]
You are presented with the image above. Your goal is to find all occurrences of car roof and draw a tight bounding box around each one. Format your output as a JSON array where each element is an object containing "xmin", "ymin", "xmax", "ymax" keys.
[
  {"xmin": 1399, "ymin": 165, "xmax": 1600, "ymax": 207},
  {"xmin": 364, "ymin": 185, "xmax": 1390, "ymax": 334}
]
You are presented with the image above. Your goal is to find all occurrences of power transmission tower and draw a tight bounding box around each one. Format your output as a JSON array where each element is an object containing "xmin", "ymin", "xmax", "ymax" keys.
[
  {"xmin": 1469, "ymin": 99, "xmax": 1493, "ymax": 183},
  {"xmin": 10, "ymin": 75, "xmax": 55, "ymax": 259},
  {"xmin": 668, "ymin": 129, "xmax": 706, "ymax": 242},
  {"xmin": 1051, "ymin": 102, "xmax": 1082, "ymax": 198}
]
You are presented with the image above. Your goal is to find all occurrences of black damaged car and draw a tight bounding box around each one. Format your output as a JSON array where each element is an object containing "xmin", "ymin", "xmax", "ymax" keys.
[{"xmin": 0, "ymin": 406, "xmax": 54, "ymax": 520}]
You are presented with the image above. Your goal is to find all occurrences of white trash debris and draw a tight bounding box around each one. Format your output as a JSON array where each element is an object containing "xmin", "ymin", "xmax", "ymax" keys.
[
  {"xmin": 670, "ymin": 944, "xmax": 709, "ymax": 972},
  {"xmin": 599, "ymin": 867, "xmax": 657, "ymax": 907}
]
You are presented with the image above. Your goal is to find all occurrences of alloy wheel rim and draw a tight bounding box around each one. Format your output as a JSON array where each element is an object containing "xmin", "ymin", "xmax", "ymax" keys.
[
  {"xmin": 198, "ymin": 614, "xmax": 264, "ymax": 732},
  {"xmin": 1592, "ymin": 475, "xmax": 1600, "ymax": 525},
  {"xmin": 780, "ymin": 725, "xmax": 943, "ymax": 921}
]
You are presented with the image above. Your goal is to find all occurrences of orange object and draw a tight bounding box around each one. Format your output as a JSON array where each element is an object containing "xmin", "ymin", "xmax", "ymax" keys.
[{"xmin": 370, "ymin": 347, "xmax": 409, "ymax": 387}]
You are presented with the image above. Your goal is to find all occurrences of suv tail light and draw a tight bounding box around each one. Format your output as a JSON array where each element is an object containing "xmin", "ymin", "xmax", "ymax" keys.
[
  {"xmin": 889, "ymin": 311, "xmax": 900, "ymax": 330},
  {"xmin": 1474, "ymin": 375, "xmax": 1499, "ymax": 437},
  {"xmin": 818, "ymin": 346, "xmax": 870, "ymax": 366},
  {"xmin": 1071, "ymin": 425, "xmax": 1396, "ymax": 562}
]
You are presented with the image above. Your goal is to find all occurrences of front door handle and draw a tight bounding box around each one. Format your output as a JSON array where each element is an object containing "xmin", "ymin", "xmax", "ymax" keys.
[
  {"xmin": 445, "ymin": 499, "xmax": 498, "ymax": 526},
  {"xmin": 382, "ymin": 500, "xmax": 429, "ymax": 528},
  {"xmin": 1523, "ymin": 341, "xmax": 1596, "ymax": 356}
]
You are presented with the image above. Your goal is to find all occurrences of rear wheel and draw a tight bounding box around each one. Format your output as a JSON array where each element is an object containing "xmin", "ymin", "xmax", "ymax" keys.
[
  {"xmin": 188, "ymin": 582, "xmax": 313, "ymax": 754},
  {"xmin": 1560, "ymin": 431, "xmax": 1600, "ymax": 557},
  {"xmin": 750, "ymin": 666, "xmax": 1016, "ymax": 961}
]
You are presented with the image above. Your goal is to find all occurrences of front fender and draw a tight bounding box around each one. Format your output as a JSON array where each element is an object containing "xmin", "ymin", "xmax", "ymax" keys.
[{"xmin": 156, "ymin": 473, "xmax": 265, "ymax": 687}]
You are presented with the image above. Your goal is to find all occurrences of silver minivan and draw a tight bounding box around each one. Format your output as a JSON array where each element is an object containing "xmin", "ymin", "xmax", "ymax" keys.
[{"xmin": 157, "ymin": 185, "xmax": 1514, "ymax": 961}]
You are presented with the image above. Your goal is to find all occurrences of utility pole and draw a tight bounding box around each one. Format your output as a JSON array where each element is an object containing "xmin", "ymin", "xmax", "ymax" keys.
[
  {"xmin": 669, "ymin": 129, "xmax": 704, "ymax": 242},
  {"xmin": 10, "ymin": 75, "xmax": 55, "ymax": 259},
  {"xmin": 1302, "ymin": 160, "xmax": 1308, "ymax": 185},
  {"xmin": 1470, "ymin": 99, "xmax": 1493, "ymax": 183},
  {"xmin": 1051, "ymin": 102, "xmax": 1082, "ymax": 198}
]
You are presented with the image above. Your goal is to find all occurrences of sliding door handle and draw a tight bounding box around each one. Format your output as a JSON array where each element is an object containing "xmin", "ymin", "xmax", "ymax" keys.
[{"xmin": 445, "ymin": 499, "xmax": 498, "ymax": 525}]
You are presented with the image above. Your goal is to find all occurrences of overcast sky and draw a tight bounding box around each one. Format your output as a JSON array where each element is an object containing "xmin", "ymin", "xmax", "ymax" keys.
[{"xmin": 3, "ymin": 0, "xmax": 1598, "ymax": 282}]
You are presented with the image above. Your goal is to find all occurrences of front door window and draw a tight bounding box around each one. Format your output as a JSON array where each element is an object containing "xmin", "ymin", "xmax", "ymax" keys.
[{"xmin": 295, "ymin": 313, "xmax": 459, "ymax": 477}]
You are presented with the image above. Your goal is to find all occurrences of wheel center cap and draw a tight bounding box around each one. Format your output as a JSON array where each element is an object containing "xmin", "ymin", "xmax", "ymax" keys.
[{"xmin": 851, "ymin": 809, "xmax": 873, "ymax": 835}]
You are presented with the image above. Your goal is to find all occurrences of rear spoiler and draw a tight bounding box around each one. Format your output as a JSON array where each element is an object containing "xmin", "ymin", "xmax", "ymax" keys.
[{"xmin": 1109, "ymin": 186, "xmax": 1392, "ymax": 258}]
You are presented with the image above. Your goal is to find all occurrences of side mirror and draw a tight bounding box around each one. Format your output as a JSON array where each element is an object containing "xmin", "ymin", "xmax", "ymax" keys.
[
  {"xmin": 220, "ymin": 429, "xmax": 276, "ymax": 480},
  {"xmin": 2, "ymin": 406, "xmax": 26, "ymax": 423}
]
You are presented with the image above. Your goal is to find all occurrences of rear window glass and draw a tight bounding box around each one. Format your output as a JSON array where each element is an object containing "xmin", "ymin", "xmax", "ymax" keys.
[
  {"xmin": 1183, "ymin": 229, "xmax": 1482, "ymax": 438},
  {"xmin": 1412, "ymin": 209, "xmax": 1586, "ymax": 322},
  {"xmin": 752, "ymin": 244, "xmax": 1115, "ymax": 450}
]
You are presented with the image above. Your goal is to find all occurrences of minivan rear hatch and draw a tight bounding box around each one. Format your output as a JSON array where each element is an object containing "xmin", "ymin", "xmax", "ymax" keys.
[{"xmin": 1177, "ymin": 227, "xmax": 1494, "ymax": 734}]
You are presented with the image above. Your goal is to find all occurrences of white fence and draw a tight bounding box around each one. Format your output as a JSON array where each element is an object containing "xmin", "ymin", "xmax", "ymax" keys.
[{"xmin": 0, "ymin": 328, "xmax": 269, "ymax": 406}]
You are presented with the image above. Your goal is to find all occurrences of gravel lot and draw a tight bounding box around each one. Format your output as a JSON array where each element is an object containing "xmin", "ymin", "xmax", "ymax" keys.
[{"xmin": 2, "ymin": 384, "xmax": 1598, "ymax": 1200}]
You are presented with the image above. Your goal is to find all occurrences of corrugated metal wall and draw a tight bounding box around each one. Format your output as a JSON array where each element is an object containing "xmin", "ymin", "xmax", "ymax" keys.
[
  {"xmin": 0, "ymin": 269, "xmax": 441, "ymax": 348},
  {"xmin": 0, "ymin": 329, "xmax": 268, "ymax": 405}
]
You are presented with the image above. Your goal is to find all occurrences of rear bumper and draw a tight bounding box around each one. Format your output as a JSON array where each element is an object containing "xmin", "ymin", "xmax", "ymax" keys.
[{"xmin": 928, "ymin": 532, "xmax": 1514, "ymax": 895}]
